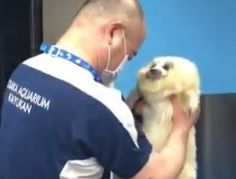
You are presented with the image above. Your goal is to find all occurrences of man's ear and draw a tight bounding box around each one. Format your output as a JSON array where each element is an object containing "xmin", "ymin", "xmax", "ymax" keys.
[{"xmin": 104, "ymin": 20, "xmax": 125, "ymax": 45}]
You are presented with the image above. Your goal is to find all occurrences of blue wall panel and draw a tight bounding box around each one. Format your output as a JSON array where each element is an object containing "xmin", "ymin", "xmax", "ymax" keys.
[{"xmin": 116, "ymin": 0, "xmax": 236, "ymax": 96}]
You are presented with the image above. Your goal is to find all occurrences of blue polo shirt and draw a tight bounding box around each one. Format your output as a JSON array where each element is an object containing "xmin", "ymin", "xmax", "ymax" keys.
[{"xmin": 0, "ymin": 54, "xmax": 152, "ymax": 179}]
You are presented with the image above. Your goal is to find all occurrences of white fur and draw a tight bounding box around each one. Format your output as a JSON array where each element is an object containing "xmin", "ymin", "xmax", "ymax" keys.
[{"xmin": 128, "ymin": 56, "xmax": 200, "ymax": 179}]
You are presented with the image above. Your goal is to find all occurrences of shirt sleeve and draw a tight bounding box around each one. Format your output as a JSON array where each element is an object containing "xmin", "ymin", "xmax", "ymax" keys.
[{"xmin": 71, "ymin": 99, "xmax": 152, "ymax": 178}]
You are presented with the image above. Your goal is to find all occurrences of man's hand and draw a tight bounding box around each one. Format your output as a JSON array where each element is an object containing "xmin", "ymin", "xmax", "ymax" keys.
[{"xmin": 170, "ymin": 95, "xmax": 200, "ymax": 133}]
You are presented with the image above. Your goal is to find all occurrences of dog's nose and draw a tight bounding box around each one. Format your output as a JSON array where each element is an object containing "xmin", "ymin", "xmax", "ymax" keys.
[{"xmin": 145, "ymin": 68, "xmax": 162, "ymax": 79}]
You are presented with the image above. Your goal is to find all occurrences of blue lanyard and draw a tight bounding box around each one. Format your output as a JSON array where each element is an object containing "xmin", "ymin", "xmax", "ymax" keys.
[{"xmin": 40, "ymin": 42, "xmax": 102, "ymax": 83}]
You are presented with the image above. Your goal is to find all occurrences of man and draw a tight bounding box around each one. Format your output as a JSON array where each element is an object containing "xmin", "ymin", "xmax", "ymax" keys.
[{"xmin": 0, "ymin": 0, "xmax": 198, "ymax": 178}]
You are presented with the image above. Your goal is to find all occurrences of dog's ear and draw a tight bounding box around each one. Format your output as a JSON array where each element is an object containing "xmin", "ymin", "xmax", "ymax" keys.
[
  {"xmin": 126, "ymin": 87, "xmax": 144, "ymax": 124},
  {"xmin": 126, "ymin": 87, "xmax": 141, "ymax": 109}
]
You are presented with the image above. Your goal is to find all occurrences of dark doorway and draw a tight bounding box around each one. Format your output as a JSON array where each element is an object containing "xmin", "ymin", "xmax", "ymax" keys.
[{"xmin": 0, "ymin": 0, "xmax": 42, "ymax": 122}]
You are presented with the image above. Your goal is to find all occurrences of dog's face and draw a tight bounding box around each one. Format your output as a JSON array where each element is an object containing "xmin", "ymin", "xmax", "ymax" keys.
[{"xmin": 137, "ymin": 56, "xmax": 200, "ymax": 101}]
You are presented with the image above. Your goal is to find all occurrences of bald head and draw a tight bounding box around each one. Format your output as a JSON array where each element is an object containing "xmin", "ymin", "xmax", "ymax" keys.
[
  {"xmin": 76, "ymin": 0, "xmax": 143, "ymax": 21},
  {"xmin": 71, "ymin": 0, "xmax": 145, "ymax": 41}
]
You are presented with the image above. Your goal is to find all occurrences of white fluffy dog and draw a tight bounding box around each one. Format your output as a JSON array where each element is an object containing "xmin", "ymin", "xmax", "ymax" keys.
[{"xmin": 127, "ymin": 56, "xmax": 200, "ymax": 179}]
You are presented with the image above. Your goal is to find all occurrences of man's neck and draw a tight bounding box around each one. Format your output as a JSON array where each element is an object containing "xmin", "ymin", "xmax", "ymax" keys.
[{"xmin": 56, "ymin": 28, "xmax": 98, "ymax": 72}]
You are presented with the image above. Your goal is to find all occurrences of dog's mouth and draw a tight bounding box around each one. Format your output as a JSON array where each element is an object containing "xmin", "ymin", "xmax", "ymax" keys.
[{"xmin": 145, "ymin": 68, "xmax": 163, "ymax": 80}]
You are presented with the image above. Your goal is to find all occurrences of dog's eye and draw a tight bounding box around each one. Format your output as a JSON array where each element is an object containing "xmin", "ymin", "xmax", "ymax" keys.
[
  {"xmin": 150, "ymin": 63, "xmax": 156, "ymax": 69},
  {"xmin": 163, "ymin": 64, "xmax": 170, "ymax": 71},
  {"xmin": 163, "ymin": 62, "xmax": 173, "ymax": 71}
]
